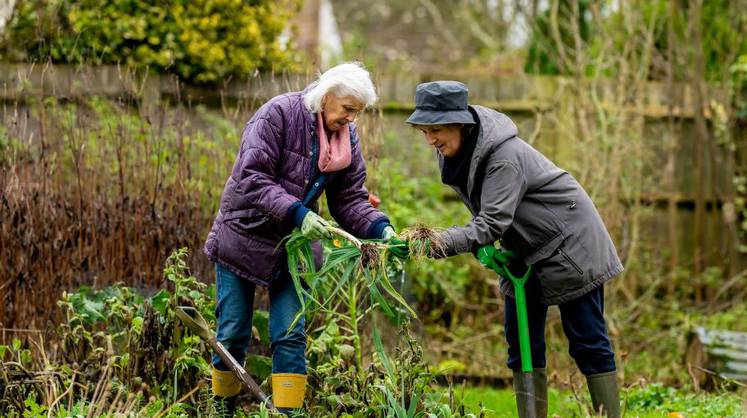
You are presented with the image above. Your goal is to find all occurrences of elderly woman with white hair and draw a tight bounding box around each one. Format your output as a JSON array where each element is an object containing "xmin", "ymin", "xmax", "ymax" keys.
[{"xmin": 203, "ymin": 62, "xmax": 396, "ymax": 416}]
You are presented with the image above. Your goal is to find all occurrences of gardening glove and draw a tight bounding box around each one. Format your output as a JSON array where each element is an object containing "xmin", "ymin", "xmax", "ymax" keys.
[
  {"xmin": 388, "ymin": 237, "xmax": 410, "ymax": 260},
  {"xmin": 477, "ymin": 245, "xmax": 500, "ymax": 270},
  {"xmin": 300, "ymin": 211, "xmax": 333, "ymax": 240},
  {"xmin": 381, "ymin": 226, "xmax": 397, "ymax": 241},
  {"xmin": 382, "ymin": 226, "xmax": 409, "ymax": 259},
  {"xmin": 477, "ymin": 245, "xmax": 527, "ymax": 278},
  {"xmin": 494, "ymin": 248, "xmax": 518, "ymax": 265}
]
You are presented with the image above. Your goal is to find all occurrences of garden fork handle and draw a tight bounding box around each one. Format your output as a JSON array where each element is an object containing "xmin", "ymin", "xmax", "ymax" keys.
[
  {"xmin": 175, "ymin": 306, "xmax": 277, "ymax": 412},
  {"xmin": 207, "ymin": 337, "xmax": 277, "ymax": 412}
]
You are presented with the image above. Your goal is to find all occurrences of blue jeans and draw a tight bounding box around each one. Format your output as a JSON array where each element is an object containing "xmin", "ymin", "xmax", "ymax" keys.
[
  {"xmin": 212, "ymin": 263, "xmax": 306, "ymax": 374},
  {"xmin": 504, "ymin": 275, "xmax": 616, "ymax": 375}
]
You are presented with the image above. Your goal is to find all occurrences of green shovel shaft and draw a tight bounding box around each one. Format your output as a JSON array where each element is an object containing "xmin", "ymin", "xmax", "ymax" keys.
[{"xmin": 514, "ymin": 281, "xmax": 533, "ymax": 373}]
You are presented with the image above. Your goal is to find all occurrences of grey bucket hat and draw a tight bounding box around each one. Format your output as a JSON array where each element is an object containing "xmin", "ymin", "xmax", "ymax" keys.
[{"xmin": 406, "ymin": 81, "xmax": 475, "ymax": 125}]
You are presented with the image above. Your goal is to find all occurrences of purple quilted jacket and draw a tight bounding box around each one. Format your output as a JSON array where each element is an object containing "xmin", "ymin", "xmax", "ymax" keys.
[{"xmin": 204, "ymin": 91, "xmax": 388, "ymax": 286}]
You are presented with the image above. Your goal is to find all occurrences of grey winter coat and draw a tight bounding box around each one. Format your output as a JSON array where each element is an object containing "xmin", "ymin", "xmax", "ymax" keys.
[{"xmin": 439, "ymin": 105, "xmax": 623, "ymax": 305}]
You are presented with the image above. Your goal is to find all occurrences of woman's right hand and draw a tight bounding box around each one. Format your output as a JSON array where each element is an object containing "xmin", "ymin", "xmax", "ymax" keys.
[{"xmin": 301, "ymin": 212, "xmax": 333, "ymax": 240}]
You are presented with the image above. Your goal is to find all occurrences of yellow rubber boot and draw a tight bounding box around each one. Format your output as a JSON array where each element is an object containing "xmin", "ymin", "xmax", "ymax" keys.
[
  {"xmin": 272, "ymin": 373, "xmax": 307, "ymax": 410},
  {"xmin": 212, "ymin": 367, "xmax": 241, "ymax": 417},
  {"xmin": 212, "ymin": 367, "xmax": 241, "ymax": 397}
]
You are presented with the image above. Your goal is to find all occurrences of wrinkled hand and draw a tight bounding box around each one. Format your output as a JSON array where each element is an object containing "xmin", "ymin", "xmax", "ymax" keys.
[{"xmin": 301, "ymin": 211, "xmax": 333, "ymax": 240}]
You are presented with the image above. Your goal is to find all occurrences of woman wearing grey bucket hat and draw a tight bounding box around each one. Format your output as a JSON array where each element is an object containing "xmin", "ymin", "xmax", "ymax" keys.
[{"xmin": 404, "ymin": 80, "xmax": 623, "ymax": 417}]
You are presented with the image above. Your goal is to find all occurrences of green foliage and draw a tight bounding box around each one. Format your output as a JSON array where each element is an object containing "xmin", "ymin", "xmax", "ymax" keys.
[
  {"xmin": 612, "ymin": 299, "xmax": 747, "ymax": 384},
  {"xmin": 443, "ymin": 384, "xmax": 745, "ymax": 418},
  {"xmin": 300, "ymin": 316, "xmax": 482, "ymax": 417},
  {"xmin": 1, "ymin": 0, "xmax": 301, "ymax": 83},
  {"xmin": 285, "ymin": 227, "xmax": 416, "ymax": 376},
  {"xmin": 524, "ymin": 0, "xmax": 592, "ymax": 75},
  {"xmin": 1, "ymin": 248, "xmax": 217, "ymax": 417},
  {"xmin": 282, "ymin": 227, "xmax": 485, "ymax": 417},
  {"xmin": 245, "ymin": 354, "xmax": 273, "ymax": 383},
  {"xmin": 22, "ymin": 393, "xmax": 47, "ymax": 417},
  {"xmin": 625, "ymin": 383, "xmax": 743, "ymax": 418},
  {"xmin": 523, "ymin": 0, "xmax": 747, "ymax": 81}
]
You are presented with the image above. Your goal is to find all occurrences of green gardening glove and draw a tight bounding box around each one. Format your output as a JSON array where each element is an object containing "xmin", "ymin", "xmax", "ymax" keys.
[
  {"xmin": 477, "ymin": 245, "xmax": 500, "ymax": 270},
  {"xmin": 388, "ymin": 237, "xmax": 410, "ymax": 260},
  {"xmin": 301, "ymin": 211, "xmax": 333, "ymax": 240},
  {"xmin": 381, "ymin": 226, "xmax": 409, "ymax": 260},
  {"xmin": 494, "ymin": 248, "xmax": 518, "ymax": 265},
  {"xmin": 476, "ymin": 245, "xmax": 521, "ymax": 277}
]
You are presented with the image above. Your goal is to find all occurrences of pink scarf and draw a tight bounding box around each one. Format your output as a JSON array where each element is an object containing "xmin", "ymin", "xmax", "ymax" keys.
[{"xmin": 316, "ymin": 112, "xmax": 351, "ymax": 173}]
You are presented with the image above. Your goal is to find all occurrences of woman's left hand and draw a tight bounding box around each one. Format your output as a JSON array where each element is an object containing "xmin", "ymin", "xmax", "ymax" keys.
[{"xmin": 382, "ymin": 226, "xmax": 397, "ymax": 241}]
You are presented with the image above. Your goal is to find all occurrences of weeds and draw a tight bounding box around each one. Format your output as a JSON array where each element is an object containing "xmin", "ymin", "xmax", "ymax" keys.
[
  {"xmin": 399, "ymin": 224, "xmax": 447, "ymax": 259},
  {"xmin": 0, "ymin": 248, "xmax": 216, "ymax": 417},
  {"xmin": 283, "ymin": 226, "xmax": 484, "ymax": 417},
  {"xmin": 0, "ymin": 91, "xmax": 238, "ymax": 332}
]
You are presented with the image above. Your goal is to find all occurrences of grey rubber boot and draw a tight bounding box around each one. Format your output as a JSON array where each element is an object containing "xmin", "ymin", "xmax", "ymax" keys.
[
  {"xmin": 513, "ymin": 368, "xmax": 548, "ymax": 418},
  {"xmin": 586, "ymin": 371, "xmax": 621, "ymax": 417}
]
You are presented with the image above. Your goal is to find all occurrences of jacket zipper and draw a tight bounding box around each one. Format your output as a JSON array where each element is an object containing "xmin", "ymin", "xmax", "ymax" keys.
[{"xmin": 558, "ymin": 248, "xmax": 583, "ymax": 275}]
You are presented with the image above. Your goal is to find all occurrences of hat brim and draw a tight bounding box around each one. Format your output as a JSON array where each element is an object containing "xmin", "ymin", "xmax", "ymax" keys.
[{"xmin": 405, "ymin": 109, "xmax": 475, "ymax": 126}]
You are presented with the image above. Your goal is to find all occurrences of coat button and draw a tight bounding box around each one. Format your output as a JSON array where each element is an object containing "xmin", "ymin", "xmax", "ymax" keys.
[
  {"xmin": 569, "ymin": 200, "xmax": 577, "ymax": 209},
  {"xmin": 314, "ymin": 182, "xmax": 319, "ymax": 187}
]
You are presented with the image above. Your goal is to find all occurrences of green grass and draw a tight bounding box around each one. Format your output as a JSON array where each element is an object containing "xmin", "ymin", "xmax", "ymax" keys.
[
  {"xmin": 456, "ymin": 384, "xmax": 745, "ymax": 418},
  {"xmin": 458, "ymin": 386, "xmax": 578, "ymax": 417}
]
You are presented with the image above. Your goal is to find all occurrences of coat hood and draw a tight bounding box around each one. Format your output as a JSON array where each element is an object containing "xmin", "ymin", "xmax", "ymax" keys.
[{"xmin": 438, "ymin": 105, "xmax": 519, "ymax": 195}]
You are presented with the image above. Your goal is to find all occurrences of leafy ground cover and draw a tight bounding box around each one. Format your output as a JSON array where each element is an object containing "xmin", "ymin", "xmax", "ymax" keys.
[
  {"xmin": 3, "ymin": 244, "xmax": 744, "ymax": 417},
  {"xmin": 457, "ymin": 385, "xmax": 744, "ymax": 418}
]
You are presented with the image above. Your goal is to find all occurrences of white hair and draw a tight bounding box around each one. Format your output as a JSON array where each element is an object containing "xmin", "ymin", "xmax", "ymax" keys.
[{"xmin": 303, "ymin": 62, "xmax": 378, "ymax": 112}]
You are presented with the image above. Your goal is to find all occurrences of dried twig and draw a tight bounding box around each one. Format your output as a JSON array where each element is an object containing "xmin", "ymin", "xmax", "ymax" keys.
[
  {"xmin": 152, "ymin": 382, "xmax": 204, "ymax": 418},
  {"xmin": 47, "ymin": 371, "xmax": 76, "ymax": 418}
]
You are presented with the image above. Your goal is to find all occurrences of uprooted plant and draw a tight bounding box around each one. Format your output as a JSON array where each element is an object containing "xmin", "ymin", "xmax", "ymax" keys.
[
  {"xmin": 283, "ymin": 223, "xmax": 449, "ymax": 376},
  {"xmin": 283, "ymin": 224, "xmax": 485, "ymax": 417},
  {"xmin": 398, "ymin": 224, "xmax": 448, "ymax": 259},
  {"xmin": 284, "ymin": 225, "xmax": 414, "ymax": 375}
]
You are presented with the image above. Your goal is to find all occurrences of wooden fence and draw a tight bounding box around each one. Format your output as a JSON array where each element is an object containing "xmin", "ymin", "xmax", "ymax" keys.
[{"xmin": 0, "ymin": 62, "xmax": 740, "ymax": 277}]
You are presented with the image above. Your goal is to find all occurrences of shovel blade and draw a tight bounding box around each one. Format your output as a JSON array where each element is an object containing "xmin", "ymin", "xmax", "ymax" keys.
[
  {"xmin": 175, "ymin": 306, "xmax": 213, "ymax": 340},
  {"xmin": 520, "ymin": 372, "xmax": 538, "ymax": 418}
]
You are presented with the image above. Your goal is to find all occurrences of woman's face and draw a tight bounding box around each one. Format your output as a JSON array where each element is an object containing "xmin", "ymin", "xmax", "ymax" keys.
[
  {"xmin": 322, "ymin": 94, "xmax": 364, "ymax": 132},
  {"xmin": 415, "ymin": 124, "xmax": 464, "ymax": 157}
]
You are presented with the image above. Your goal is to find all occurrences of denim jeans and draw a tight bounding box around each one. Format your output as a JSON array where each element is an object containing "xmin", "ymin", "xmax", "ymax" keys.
[
  {"xmin": 212, "ymin": 263, "xmax": 306, "ymax": 374},
  {"xmin": 504, "ymin": 274, "xmax": 616, "ymax": 375}
]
